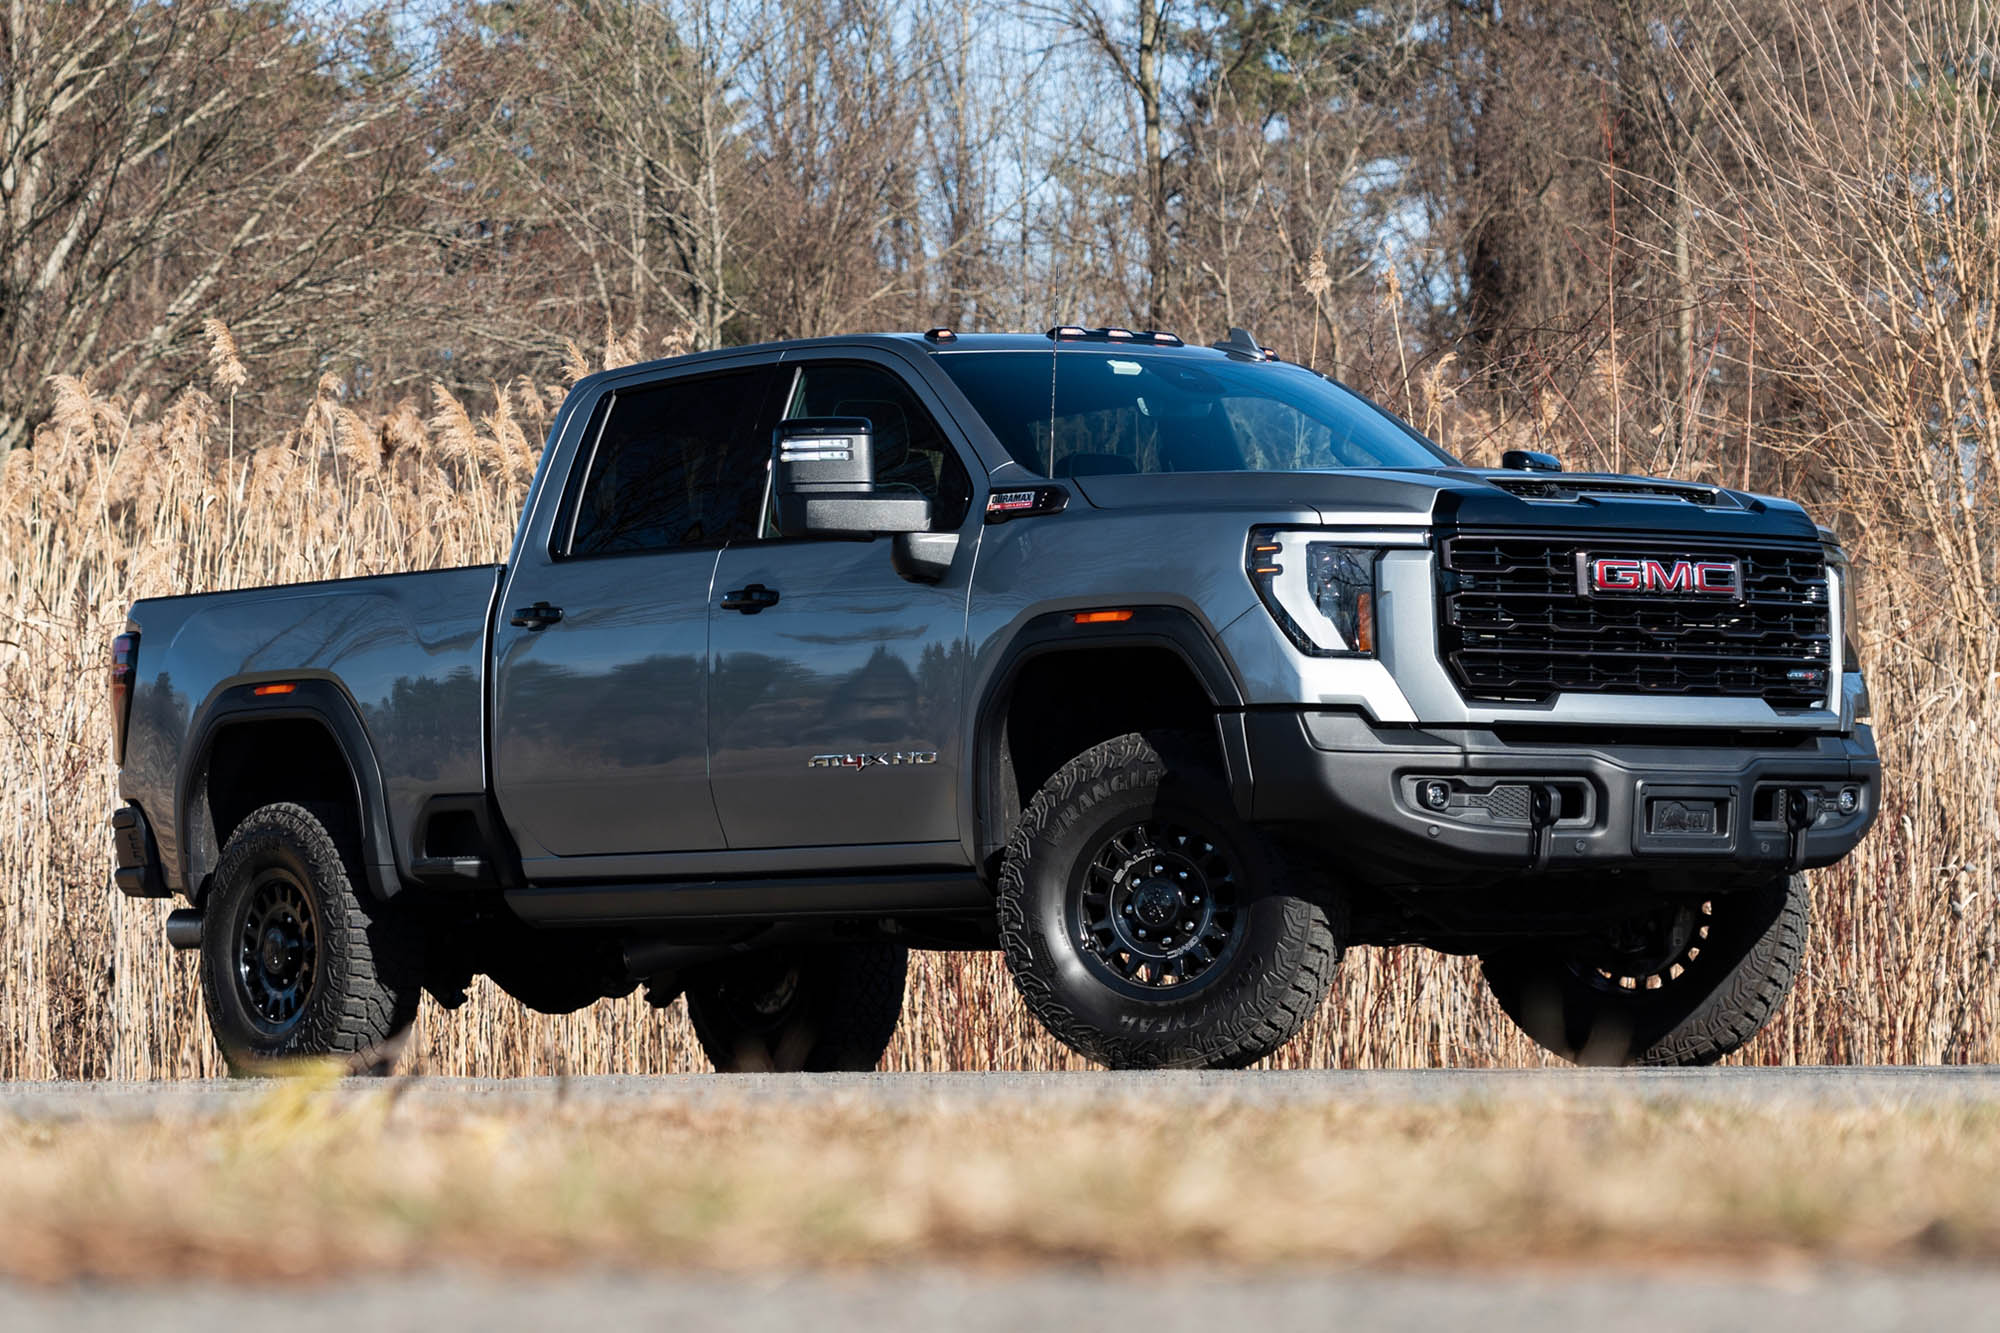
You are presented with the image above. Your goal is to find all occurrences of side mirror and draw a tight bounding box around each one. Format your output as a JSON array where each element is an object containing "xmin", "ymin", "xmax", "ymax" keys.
[
  {"xmin": 1501, "ymin": 449, "xmax": 1564, "ymax": 473},
  {"xmin": 772, "ymin": 417, "xmax": 931, "ymax": 535}
]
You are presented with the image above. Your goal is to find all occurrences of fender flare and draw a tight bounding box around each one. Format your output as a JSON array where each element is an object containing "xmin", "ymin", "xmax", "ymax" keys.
[
  {"xmin": 176, "ymin": 678, "xmax": 402, "ymax": 901},
  {"xmin": 966, "ymin": 605, "xmax": 1252, "ymax": 866}
]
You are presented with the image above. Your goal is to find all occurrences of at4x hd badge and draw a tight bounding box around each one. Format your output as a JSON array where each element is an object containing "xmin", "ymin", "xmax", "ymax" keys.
[{"xmin": 808, "ymin": 751, "xmax": 940, "ymax": 770}]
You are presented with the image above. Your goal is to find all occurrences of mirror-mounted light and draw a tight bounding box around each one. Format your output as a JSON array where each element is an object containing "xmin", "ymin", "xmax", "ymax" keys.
[{"xmin": 771, "ymin": 416, "xmax": 931, "ymax": 537}]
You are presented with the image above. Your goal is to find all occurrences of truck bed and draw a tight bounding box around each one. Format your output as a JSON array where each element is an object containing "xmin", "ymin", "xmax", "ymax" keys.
[{"xmin": 118, "ymin": 565, "xmax": 504, "ymax": 895}]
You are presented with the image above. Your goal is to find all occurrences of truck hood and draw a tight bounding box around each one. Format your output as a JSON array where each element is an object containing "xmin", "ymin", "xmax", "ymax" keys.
[{"xmin": 1067, "ymin": 467, "xmax": 1824, "ymax": 542}]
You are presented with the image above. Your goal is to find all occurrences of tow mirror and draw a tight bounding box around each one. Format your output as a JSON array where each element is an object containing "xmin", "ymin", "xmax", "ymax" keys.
[{"xmin": 772, "ymin": 417, "xmax": 932, "ymax": 536}]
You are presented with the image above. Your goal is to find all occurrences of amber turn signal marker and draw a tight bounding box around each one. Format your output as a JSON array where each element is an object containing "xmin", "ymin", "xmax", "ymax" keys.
[
  {"xmin": 252, "ymin": 682, "xmax": 297, "ymax": 696},
  {"xmin": 1352, "ymin": 592, "xmax": 1374, "ymax": 653},
  {"xmin": 1073, "ymin": 609, "xmax": 1135, "ymax": 625}
]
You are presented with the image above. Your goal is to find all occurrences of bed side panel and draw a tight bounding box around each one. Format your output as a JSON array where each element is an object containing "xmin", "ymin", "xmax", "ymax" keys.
[{"xmin": 118, "ymin": 566, "xmax": 501, "ymax": 891}]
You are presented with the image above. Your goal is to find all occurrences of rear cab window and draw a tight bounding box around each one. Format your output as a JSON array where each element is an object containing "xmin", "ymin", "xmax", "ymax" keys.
[{"xmin": 561, "ymin": 365, "xmax": 774, "ymax": 558}]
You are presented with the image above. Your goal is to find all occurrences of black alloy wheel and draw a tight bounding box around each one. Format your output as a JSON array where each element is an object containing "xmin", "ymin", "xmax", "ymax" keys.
[
  {"xmin": 997, "ymin": 731, "xmax": 1341, "ymax": 1070},
  {"xmin": 235, "ymin": 867, "xmax": 320, "ymax": 1034},
  {"xmin": 1481, "ymin": 873, "xmax": 1809, "ymax": 1067},
  {"xmin": 1074, "ymin": 817, "xmax": 1244, "ymax": 998},
  {"xmin": 1569, "ymin": 901, "xmax": 1712, "ymax": 996}
]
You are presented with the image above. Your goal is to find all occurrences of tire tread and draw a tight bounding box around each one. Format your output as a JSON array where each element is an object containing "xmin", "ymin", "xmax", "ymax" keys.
[
  {"xmin": 200, "ymin": 801, "xmax": 419, "ymax": 1075},
  {"xmin": 996, "ymin": 731, "xmax": 1339, "ymax": 1070}
]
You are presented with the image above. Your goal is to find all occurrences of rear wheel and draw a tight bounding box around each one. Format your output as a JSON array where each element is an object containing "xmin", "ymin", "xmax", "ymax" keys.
[
  {"xmin": 996, "ymin": 731, "xmax": 1340, "ymax": 1070},
  {"xmin": 683, "ymin": 942, "xmax": 908, "ymax": 1072},
  {"xmin": 1480, "ymin": 873, "xmax": 1809, "ymax": 1066},
  {"xmin": 480, "ymin": 917, "xmax": 636, "ymax": 1015},
  {"xmin": 198, "ymin": 802, "xmax": 421, "ymax": 1075}
]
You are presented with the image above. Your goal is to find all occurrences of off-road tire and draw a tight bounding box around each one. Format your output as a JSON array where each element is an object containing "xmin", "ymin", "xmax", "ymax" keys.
[
  {"xmin": 1481, "ymin": 873, "xmax": 1809, "ymax": 1066},
  {"xmin": 996, "ymin": 731, "xmax": 1340, "ymax": 1070},
  {"xmin": 198, "ymin": 802, "xmax": 421, "ymax": 1076},
  {"xmin": 684, "ymin": 942, "xmax": 908, "ymax": 1072}
]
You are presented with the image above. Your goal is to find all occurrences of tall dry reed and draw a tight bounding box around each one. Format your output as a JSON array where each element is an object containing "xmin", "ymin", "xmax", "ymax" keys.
[{"xmin": 0, "ymin": 304, "xmax": 1984, "ymax": 1075}]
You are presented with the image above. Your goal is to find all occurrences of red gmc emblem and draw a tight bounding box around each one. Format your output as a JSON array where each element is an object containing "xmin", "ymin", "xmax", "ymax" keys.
[{"xmin": 1580, "ymin": 554, "xmax": 1741, "ymax": 597}]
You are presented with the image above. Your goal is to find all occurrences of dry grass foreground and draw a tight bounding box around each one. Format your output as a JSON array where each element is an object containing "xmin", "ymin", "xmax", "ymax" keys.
[{"xmin": 1, "ymin": 1073, "xmax": 1997, "ymax": 1282}]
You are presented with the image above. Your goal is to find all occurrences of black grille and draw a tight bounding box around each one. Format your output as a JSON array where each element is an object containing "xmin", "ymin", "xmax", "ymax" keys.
[{"xmin": 1439, "ymin": 533, "xmax": 1832, "ymax": 707}]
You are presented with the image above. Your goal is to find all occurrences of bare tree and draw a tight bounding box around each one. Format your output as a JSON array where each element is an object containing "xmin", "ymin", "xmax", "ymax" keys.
[
  {"xmin": 1041, "ymin": 0, "xmax": 1173, "ymax": 323},
  {"xmin": 0, "ymin": 2, "xmax": 422, "ymax": 448},
  {"xmin": 435, "ymin": 0, "xmax": 768, "ymax": 353}
]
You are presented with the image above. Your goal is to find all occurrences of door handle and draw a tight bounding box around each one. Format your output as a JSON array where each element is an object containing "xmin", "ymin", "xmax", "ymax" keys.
[
  {"xmin": 509, "ymin": 601, "xmax": 564, "ymax": 630},
  {"xmin": 720, "ymin": 583, "xmax": 780, "ymax": 614}
]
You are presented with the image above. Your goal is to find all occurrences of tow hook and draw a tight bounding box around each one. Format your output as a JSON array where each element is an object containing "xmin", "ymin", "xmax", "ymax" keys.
[
  {"xmin": 165, "ymin": 908, "xmax": 202, "ymax": 950},
  {"xmin": 1784, "ymin": 789, "xmax": 1820, "ymax": 874},
  {"xmin": 1528, "ymin": 783, "xmax": 1563, "ymax": 872}
]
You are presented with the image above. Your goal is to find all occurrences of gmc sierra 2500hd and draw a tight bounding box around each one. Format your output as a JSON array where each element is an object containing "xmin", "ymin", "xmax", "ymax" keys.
[{"xmin": 109, "ymin": 326, "xmax": 1878, "ymax": 1072}]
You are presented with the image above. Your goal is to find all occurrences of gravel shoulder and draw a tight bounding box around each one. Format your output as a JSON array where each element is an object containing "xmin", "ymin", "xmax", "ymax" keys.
[{"xmin": 4, "ymin": 1266, "xmax": 1998, "ymax": 1333}]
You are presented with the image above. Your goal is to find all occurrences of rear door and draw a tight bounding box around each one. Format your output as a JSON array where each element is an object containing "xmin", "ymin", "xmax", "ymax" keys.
[
  {"xmin": 491, "ymin": 361, "xmax": 778, "ymax": 871},
  {"xmin": 706, "ymin": 354, "xmax": 980, "ymax": 851}
]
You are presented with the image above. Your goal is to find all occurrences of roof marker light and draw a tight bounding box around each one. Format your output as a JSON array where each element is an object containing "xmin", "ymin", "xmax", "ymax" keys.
[
  {"xmin": 1073, "ymin": 609, "xmax": 1135, "ymax": 625},
  {"xmin": 1045, "ymin": 326, "xmax": 1186, "ymax": 346},
  {"xmin": 253, "ymin": 682, "xmax": 298, "ymax": 696}
]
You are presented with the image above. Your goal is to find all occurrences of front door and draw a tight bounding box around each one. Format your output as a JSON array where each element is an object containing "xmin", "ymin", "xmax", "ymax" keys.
[
  {"xmin": 707, "ymin": 357, "xmax": 978, "ymax": 850},
  {"xmin": 491, "ymin": 362, "xmax": 776, "ymax": 869}
]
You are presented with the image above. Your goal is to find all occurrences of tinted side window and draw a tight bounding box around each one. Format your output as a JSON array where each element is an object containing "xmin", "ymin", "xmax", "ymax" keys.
[
  {"xmin": 567, "ymin": 367, "xmax": 770, "ymax": 557},
  {"xmin": 771, "ymin": 361, "xmax": 972, "ymax": 533}
]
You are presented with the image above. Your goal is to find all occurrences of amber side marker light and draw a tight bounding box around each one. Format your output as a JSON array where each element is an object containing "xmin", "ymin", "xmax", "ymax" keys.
[
  {"xmin": 1073, "ymin": 609, "xmax": 1135, "ymax": 625},
  {"xmin": 253, "ymin": 682, "xmax": 298, "ymax": 696},
  {"xmin": 1352, "ymin": 592, "xmax": 1374, "ymax": 653}
]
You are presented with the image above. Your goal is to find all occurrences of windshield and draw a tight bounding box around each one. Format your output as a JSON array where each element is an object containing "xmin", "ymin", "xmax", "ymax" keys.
[{"xmin": 932, "ymin": 348, "xmax": 1455, "ymax": 477}]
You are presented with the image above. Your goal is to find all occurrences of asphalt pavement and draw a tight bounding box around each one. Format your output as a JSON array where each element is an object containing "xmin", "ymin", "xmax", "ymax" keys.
[{"xmin": 3, "ymin": 1265, "xmax": 1997, "ymax": 1332}]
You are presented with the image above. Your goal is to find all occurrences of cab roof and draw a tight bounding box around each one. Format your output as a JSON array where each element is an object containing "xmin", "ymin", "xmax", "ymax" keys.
[{"xmin": 567, "ymin": 328, "xmax": 1285, "ymax": 399}]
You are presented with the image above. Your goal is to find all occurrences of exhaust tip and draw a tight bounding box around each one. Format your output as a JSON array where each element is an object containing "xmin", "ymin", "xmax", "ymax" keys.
[{"xmin": 165, "ymin": 908, "xmax": 202, "ymax": 951}]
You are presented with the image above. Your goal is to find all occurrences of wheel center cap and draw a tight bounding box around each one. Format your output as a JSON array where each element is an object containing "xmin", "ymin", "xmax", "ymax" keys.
[
  {"xmin": 1130, "ymin": 878, "xmax": 1181, "ymax": 927},
  {"xmin": 261, "ymin": 926, "xmax": 294, "ymax": 979}
]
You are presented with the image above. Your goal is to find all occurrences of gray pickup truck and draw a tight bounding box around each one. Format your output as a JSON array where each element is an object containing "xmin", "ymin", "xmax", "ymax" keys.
[{"xmin": 109, "ymin": 326, "xmax": 1878, "ymax": 1072}]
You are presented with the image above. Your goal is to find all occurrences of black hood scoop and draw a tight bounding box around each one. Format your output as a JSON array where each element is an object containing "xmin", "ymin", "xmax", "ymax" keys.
[{"xmin": 1480, "ymin": 473, "xmax": 1742, "ymax": 509}]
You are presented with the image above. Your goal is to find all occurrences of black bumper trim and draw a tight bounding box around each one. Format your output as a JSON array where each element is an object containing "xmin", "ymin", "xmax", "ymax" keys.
[{"xmin": 1246, "ymin": 710, "xmax": 1879, "ymax": 879}]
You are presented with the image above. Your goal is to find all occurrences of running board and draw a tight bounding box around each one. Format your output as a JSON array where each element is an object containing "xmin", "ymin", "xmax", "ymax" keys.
[{"xmin": 505, "ymin": 871, "xmax": 990, "ymax": 926}]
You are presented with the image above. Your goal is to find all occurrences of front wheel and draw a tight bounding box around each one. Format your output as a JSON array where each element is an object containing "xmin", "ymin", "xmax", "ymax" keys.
[
  {"xmin": 1481, "ymin": 873, "xmax": 1809, "ymax": 1066},
  {"xmin": 996, "ymin": 731, "xmax": 1340, "ymax": 1070}
]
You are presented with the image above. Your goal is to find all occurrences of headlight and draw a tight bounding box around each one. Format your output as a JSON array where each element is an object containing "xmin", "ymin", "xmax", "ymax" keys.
[{"xmin": 1247, "ymin": 528, "xmax": 1381, "ymax": 656}]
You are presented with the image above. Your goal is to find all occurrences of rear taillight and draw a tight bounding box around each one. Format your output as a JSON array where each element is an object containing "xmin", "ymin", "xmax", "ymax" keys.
[{"xmin": 111, "ymin": 632, "xmax": 138, "ymax": 764}]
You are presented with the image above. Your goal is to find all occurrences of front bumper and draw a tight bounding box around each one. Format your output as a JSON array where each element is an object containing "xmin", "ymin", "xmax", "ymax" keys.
[{"xmin": 1245, "ymin": 710, "xmax": 1879, "ymax": 884}]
